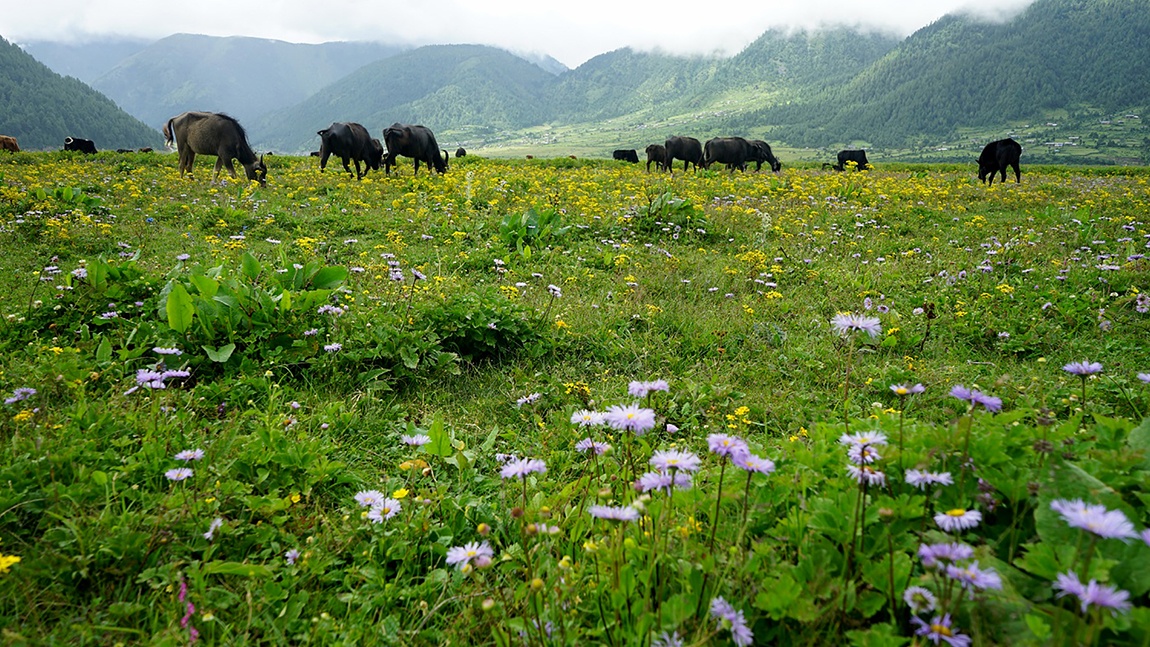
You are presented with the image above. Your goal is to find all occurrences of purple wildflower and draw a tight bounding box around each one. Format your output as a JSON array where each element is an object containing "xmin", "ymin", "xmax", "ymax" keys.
[
  {"xmin": 1049, "ymin": 499, "xmax": 1137, "ymax": 540},
  {"xmin": 1063, "ymin": 361, "xmax": 1103, "ymax": 376},
  {"xmin": 571, "ymin": 409, "xmax": 606, "ymax": 426},
  {"xmin": 707, "ymin": 433, "xmax": 749, "ymax": 459},
  {"xmin": 649, "ymin": 450, "xmax": 701, "ymax": 472},
  {"xmin": 911, "ymin": 614, "xmax": 972, "ymax": 647},
  {"xmin": 500, "ymin": 458, "xmax": 547, "ymax": 479},
  {"xmin": 589, "ymin": 505, "xmax": 640, "ymax": 522},
  {"xmin": 830, "ymin": 312, "xmax": 882, "ymax": 338},
  {"xmin": 890, "ymin": 383, "xmax": 926, "ymax": 396},
  {"xmin": 709, "ymin": 597, "xmax": 753, "ymax": 646},
  {"xmin": 918, "ymin": 543, "xmax": 975, "ymax": 568},
  {"xmin": 905, "ymin": 469, "xmax": 953, "ymax": 489},
  {"xmin": 165, "ymin": 467, "xmax": 194, "ymax": 481},
  {"xmin": 934, "ymin": 508, "xmax": 982, "ymax": 532},
  {"xmin": 604, "ymin": 403, "xmax": 657, "ymax": 435},
  {"xmin": 904, "ymin": 586, "xmax": 938, "ymax": 614},
  {"xmin": 174, "ymin": 448, "xmax": 205, "ymax": 462},
  {"xmin": 285, "ymin": 549, "xmax": 300, "ymax": 565},
  {"xmin": 4, "ymin": 388, "xmax": 37, "ymax": 405},
  {"xmin": 946, "ymin": 561, "xmax": 1003, "ymax": 591},
  {"xmin": 574, "ymin": 438, "xmax": 611, "ymax": 455},
  {"xmin": 203, "ymin": 517, "xmax": 223, "ymax": 540},
  {"xmin": 445, "ymin": 541, "xmax": 494, "ymax": 571},
  {"xmin": 401, "ymin": 434, "xmax": 431, "ymax": 447}
]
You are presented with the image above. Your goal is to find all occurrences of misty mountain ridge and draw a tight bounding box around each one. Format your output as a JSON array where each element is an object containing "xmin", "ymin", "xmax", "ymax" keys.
[
  {"xmin": 4, "ymin": 0, "xmax": 1148, "ymax": 161},
  {"xmin": 0, "ymin": 36, "xmax": 162, "ymax": 151}
]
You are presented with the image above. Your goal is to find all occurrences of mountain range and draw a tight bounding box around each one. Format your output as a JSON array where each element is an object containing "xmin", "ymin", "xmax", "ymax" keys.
[{"xmin": 3, "ymin": 0, "xmax": 1149, "ymax": 161}]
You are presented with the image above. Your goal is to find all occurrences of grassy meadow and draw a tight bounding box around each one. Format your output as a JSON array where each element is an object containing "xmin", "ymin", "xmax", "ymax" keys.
[{"xmin": 1, "ymin": 150, "xmax": 1149, "ymax": 646}]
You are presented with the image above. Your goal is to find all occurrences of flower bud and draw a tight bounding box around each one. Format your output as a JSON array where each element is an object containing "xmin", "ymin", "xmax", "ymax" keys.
[
  {"xmin": 511, "ymin": 507, "xmax": 524, "ymax": 519},
  {"xmin": 481, "ymin": 598, "xmax": 496, "ymax": 611},
  {"xmin": 530, "ymin": 577, "xmax": 544, "ymax": 592},
  {"xmin": 477, "ymin": 523, "xmax": 491, "ymax": 536}
]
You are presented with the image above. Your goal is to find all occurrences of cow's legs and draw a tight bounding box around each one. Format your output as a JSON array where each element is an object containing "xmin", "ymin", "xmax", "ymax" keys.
[
  {"xmin": 223, "ymin": 158, "xmax": 239, "ymax": 179},
  {"xmin": 1011, "ymin": 163, "xmax": 1021, "ymax": 183}
]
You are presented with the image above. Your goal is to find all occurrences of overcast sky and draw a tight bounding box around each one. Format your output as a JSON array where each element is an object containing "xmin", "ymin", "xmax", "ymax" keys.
[{"xmin": 3, "ymin": 0, "xmax": 1037, "ymax": 68}]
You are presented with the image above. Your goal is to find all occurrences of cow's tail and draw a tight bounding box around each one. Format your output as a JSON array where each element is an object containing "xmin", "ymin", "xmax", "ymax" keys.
[
  {"xmin": 442, "ymin": 149, "xmax": 449, "ymax": 171},
  {"xmin": 163, "ymin": 119, "xmax": 176, "ymax": 148}
]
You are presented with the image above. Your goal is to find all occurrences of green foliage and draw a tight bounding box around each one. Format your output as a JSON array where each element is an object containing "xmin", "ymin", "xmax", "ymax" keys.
[
  {"xmin": 498, "ymin": 205, "xmax": 571, "ymax": 253},
  {"xmin": 0, "ymin": 36, "xmax": 162, "ymax": 151},
  {"xmin": 419, "ymin": 287, "xmax": 553, "ymax": 362}
]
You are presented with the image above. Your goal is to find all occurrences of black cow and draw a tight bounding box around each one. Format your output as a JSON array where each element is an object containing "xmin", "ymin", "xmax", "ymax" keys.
[
  {"xmin": 645, "ymin": 144, "xmax": 667, "ymax": 172},
  {"xmin": 703, "ymin": 137, "xmax": 759, "ymax": 172},
  {"xmin": 383, "ymin": 123, "xmax": 447, "ymax": 175},
  {"xmin": 978, "ymin": 138, "xmax": 1022, "ymax": 185},
  {"xmin": 317, "ymin": 122, "xmax": 383, "ymax": 180},
  {"xmin": 612, "ymin": 149, "xmax": 639, "ymax": 164},
  {"xmin": 165, "ymin": 112, "xmax": 267, "ymax": 186},
  {"xmin": 748, "ymin": 140, "xmax": 782, "ymax": 172},
  {"xmin": 664, "ymin": 136, "xmax": 704, "ymax": 172},
  {"xmin": 833, "ymin": 150, "xmax": 870, "ymax": 172},
  {"xmin": 64, "ymin": 137, "xmax": 97, "ymax": 154},
  {"xmin": 456, "ymin": 147, "xmax": 467, "ymax": 158}
]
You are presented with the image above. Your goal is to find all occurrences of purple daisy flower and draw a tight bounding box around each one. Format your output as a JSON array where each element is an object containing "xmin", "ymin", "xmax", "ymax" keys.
[
  {"xmin": 733, "ymin": 453, "xmax": 776, "ymax": 474},
  {"xmin": 709, "ymin": 597, "xmax": 754, "ymax": 647},
  {"xmin": 367, "ymin": 499, "xmax": 402, "ymax": 522},
  {"xmin": 918, "ymin": 542, "xmax": 975, "ymax": 568},
  {"xmin": 165, "ymin": 467, "xmax": 194, "ymax": 481},
  {"xmin": 1049, "ymin": 499, "xmax": 1137, "ymax": 540},
  {"xmin": 354, "ymin": 490, "xmax": 386, "ymax": 508},
  {"xmin": 846, "ymin": 464, "xmax": 887, "ymax": 487},
  {"xmin": 604, "ymin": 403, "xmax": 657, "ymax": 435},
  {"xmin": 500, "ymin": 458, "xmax": 547, "ymax": 479},
  {"xmin": 934, "ymin": 508, "xmax": 982, "ymax": 532},
  {"xmin": 830, "ymin": 312, "xmax": 882, "ymax": 339},
  {"xmin": 904, "ymin": 586, "xmax": 937, "ymax": 614},
  {"xmin": 838, "ymin": 430, "xmax": 889, "ymax": 447},
  {"xmin": 401, "ymin": 434, "xmax": 431, "ymax": 447},
  {"xmin": 649, "ymin": 450, "xmax": 701, "ymax": 473},
  {"xmin": 589, "ymin": 504, "xmax": 640, "ymax": 522},
  {"xmin": 911, "ymin": 614, "xmax": 972, "ymax": 647},
  {"xmin": 890, "ymin": 383, "xmax": 926, "ymax": 396},
  {"xmin": 945, "ymin": 561, "xmax": 1003, "ymax": 591},
  {"xmin": 905, "ymin": 469, "xmax": 954, "ymax": 489},
  {"xmin": 707, "ymin": 433, "xmax": 749, "ymax": 459},
  {"xmin": 574, "ymin": 438, "xmax": 611, "ymax": 455},
  {"xmin": 445, "ymin": 541, "xmax": 494, "ymax": 571},
  {"xmin": 174, "ymin": 448, "xmax": 205, "ymax": 462},
  {"xmin": 1063, "ymin": 361, "xmax": 1103, "ymax": 376},
  {"xmin": 1054, "ymin": 571, "xmax": 1132, "ymax": 615},
  {"xmin": 571, "ymin": 410, "xmax": 606, "ymax": 427},
  {"xmin": 285, "ymin": 549, "xmax": 300, "ymax": 565}
]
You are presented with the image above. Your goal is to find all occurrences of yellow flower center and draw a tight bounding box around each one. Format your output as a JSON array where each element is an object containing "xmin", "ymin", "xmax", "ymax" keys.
[
  {"xmin": 946, "ymin": 508, "xmax": 967, "ymax": 517},
  {"xmin": 931, "ymin": 624, "xmax": 953, "ymax": 637}
]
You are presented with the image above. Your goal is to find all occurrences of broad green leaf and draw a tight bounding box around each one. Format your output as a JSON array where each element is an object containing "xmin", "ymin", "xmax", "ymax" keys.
[
  {"xmin": 311, "ymin": 266, "xmax": 348, "ymax": 290},
  {"xmin": 424, "ymin": 415, "xmax": 454, "ymax": 457},
  {"xmin": 95, "ymin": 336, "xmax": 111, "ymax": 363},
  {"xmin": 241, "ymin": 252, "xmax": 262, "ymax": 281},
  {"xmin": 189, "ymin": 274, "xmax": 219, "ymax": 298},
  {"xmin": 203, "ymin": 343, "xmax": 236, "ymax": 363},
  {"xmin": 166, "ymin": 282, "xmax": 194, "ymax": 333}
]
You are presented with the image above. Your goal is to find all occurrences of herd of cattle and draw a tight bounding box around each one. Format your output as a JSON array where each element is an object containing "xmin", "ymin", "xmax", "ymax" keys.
[{"xmin": 0, "ymin": 112, "xmax": 1024, "ymax": 187}]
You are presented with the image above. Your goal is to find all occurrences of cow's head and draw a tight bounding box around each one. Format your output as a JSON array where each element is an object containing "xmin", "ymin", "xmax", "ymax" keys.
[
  {"xmin": 246, "ymin": 155, "xmax": 268, "ymax": 186},
  {"xmin": 368, "ymin": 139, "xmax": 384, "ymax": 170}
]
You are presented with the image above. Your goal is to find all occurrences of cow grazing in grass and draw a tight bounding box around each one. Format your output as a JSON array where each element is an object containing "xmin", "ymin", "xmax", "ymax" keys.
[
  {"xmin": 317, "ymin": 122, "xmax": 383, "ymax": 180},
  {"xmin": 383, "ymin": 123, "xmax": 447, "ymax": 175},
  {"xmin": 613, "ymin": 149, "xmax": 639, "ymax": 163},
  {"xmin": 0, "ymin": 136, "xmax": 18, "ymax": 152},
  {"xmin": 664, "ymin": 136, "xmax": 704, "ymax": 172},
  {"xmin": 703, "ymin": 137, "xmax": 759, "ymax": 172},
  {"xmin": 165, "ymin": 112, "xmax": 267, "ymax": 186},
  {"xmin": 645, "ymin": 144, "xmax": 667, "ymax": 172},
  {"xmin": 748, "ymin": 140, "xmax": 782, "ymax": 173},
  {"xmin": 456, "ymin": 147, "xmax": 467, "ymax": 158},
  {"xmin": 978, "ymin": 138, "xmax": 1022, "ymax": 185},
  {"xmin": 64, "ymin": 137, "xmax": 97, "ymax": 154},
  {"xmin": 833, "ymin": 150, "xmax": 870, "ymax": 171}
]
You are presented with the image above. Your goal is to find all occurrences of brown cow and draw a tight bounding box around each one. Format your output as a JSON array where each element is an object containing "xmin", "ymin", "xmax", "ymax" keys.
[
  {"xmin": 0, "ymin": 136, "xmax": 18, "ymax": 152},
  {"xmin": 165, "ymin": 112, "xmax": 266, "ymax": 186}
]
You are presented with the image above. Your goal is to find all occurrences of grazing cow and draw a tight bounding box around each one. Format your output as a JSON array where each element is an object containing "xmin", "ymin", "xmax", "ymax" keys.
[
  {"xmin": 165, "ymin": 112, "xmax": 267, "ymax": 186},
  {"xmin": 978, "ymin": 138, "xmax": 1022, "ymax": 185},
  {"xmin": 833, "ymin": 150, "xmax": 870, "ymax": 172},
  {"xmin": 703, "ymin": 137, "xmax": 759, "ymax": 172},
  {"xmin": 664, "ymin": 136, "xmax": 704, "ymax": 172},
  {"xmin": 383, "ymin": 123, "xmax": 447, "ymax": 175},
  {"xmin": 309, "ymin": 151, "xmax": 320, "ymax": 157},
  {"xmin": 116, "ymin": 148, "xmax": 133, "ymax": 153},
  {"xmin": 612, "ymin": 149, "xmax": 640, "ymax": 164},
  {"xmin": 64, "ymin": 137, "xmax": 98, "ymax": 154},
  {"xmin": 645, "ymin": 144, "xmax": 667, "ymax": 172},
  {"xmin": 0, "ymin": 136, "xmax": 18, "ymax": 152},
  {"xmin": 569, "ymin": 155, "xmax": 577, "ymax": 160},
  {"xmin": 748, "ymin": 140, "xmax": 782, "ymax": 173},
  {"xmin": 139, "ymin": 147, "xmax": 153, "ymax": 153},
  {"xmin": 526, "ymin": 155, "xmax": 534, "ymax": 159},
  {"xmin": 456, "ymin": 147, "xmax": 467, "ymax": 158},
  {"xmin": 317, "ymin": 122, "xmax": 383, "ymax": 180}
]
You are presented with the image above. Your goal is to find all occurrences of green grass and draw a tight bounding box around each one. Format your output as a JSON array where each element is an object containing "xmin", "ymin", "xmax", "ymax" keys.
[{"xmin": 1, "ymin": 152, "xmax": 1149, "ymax": 645}]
